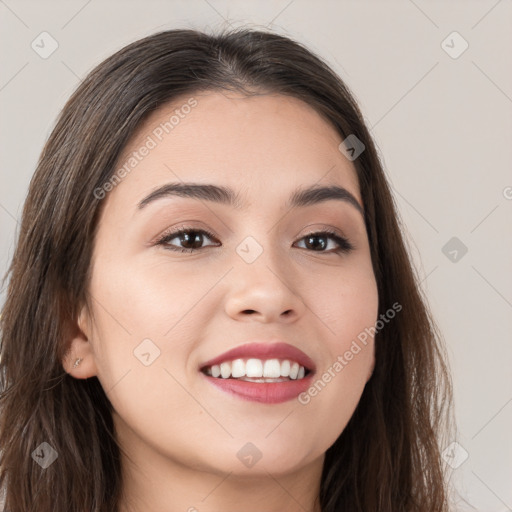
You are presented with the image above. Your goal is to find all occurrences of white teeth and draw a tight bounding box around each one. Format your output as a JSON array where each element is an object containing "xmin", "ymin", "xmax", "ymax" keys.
[
  {"xmin": 220, "ymin": 362, "xmax": 231, "ymax": 379},
  {"xmin": 231, "ymin": 358, "xmax": 245, "ymax": 378},
  {"xmin": 203, "ymin": 358, "xmax": 308, "ymax": 380},
  {"xmin": 245, "ymin": 358, "xmax": 263, "ymax": 377},
  {"xmin": 289, "ymin": 362, "xmax": 299, "ymax": 380},
  {"xmin": 280, "ymin": 360, "xmax": 291, "ymax": 377},
  {"xmin": 263, "ymin": 359, "xmax": 281, "ymax": 378}
]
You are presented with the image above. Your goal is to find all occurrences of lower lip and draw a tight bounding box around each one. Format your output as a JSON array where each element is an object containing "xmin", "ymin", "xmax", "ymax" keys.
[{"xmin": 201, "ymin": 372, "xmax": 315, "ymax": 404}]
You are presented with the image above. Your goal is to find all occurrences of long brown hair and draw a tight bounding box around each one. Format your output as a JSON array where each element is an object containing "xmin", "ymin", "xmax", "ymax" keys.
[{"xmin": 0, "ymin": 27, "xmax": 454, "ymax": 511}]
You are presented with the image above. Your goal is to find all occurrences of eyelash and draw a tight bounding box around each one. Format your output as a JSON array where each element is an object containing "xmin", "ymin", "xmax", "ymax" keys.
[{"xmin": 155, "ymin": 226, "xmax": 355, "ymax": 255}]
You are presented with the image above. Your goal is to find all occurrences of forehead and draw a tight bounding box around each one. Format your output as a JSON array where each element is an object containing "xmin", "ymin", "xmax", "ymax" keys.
[{"xmin": 109, "ymin": 90, "xmax": 361, "ymax": 210}]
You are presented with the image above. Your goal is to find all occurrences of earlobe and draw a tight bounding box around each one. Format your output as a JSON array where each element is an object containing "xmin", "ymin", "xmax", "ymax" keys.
[
  {"xmin": 62, "ymin": 341, "xmax": 98, "ymax": 379},
  {"xmin": 62, "ymin": 306, "xmax": 98, "ymax": 379}
]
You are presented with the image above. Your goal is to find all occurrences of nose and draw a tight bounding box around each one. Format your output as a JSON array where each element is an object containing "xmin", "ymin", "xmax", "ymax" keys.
[{"xmin": 224, "ymin": 251, "xmax": 306, "ymax": 324}]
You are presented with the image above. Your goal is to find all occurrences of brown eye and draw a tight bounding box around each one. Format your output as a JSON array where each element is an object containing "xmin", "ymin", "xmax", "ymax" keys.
[
  {"xmin": 156, "ymin": 228, "xmax": 219, "ymax": 253},
  {"xmin": 294, "ymin": 231, "xmax": 354, "ymax": 253}
]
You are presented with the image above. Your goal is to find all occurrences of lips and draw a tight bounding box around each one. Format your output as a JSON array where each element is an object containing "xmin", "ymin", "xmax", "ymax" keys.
[
  {"xmin": 199, "ymin": 341, "xmax": 316, "ymax": 373},
  {"xmin": 199, "ymin": 341, "xmax": 317, "ymax": 404}
]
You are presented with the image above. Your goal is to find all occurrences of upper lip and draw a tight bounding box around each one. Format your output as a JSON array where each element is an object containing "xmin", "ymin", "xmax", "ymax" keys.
[{"xmin": 199, "ymin": 341, "xmax": 316, "ymax": 373}]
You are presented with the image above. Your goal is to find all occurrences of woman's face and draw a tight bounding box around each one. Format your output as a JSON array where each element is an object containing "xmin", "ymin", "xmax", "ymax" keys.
[{"xmin": 74, "ymin": 91, "xmax": 378, "ymax": 478}]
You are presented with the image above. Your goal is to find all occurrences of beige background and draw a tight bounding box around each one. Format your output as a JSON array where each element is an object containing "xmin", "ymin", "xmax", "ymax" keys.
[{"xmin": 1, "ymin": 1, "xmax": 511, "ymax": 510}]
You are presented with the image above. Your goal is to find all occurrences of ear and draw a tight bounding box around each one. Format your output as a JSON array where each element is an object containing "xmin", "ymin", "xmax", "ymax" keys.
[{"xmin": 62, "ymin": 305, "xmax": 98, "ymax": 379}]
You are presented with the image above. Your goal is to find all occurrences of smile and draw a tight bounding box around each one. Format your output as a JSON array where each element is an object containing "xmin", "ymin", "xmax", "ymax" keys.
[{"xmin": 199, "ymin": 342, "xmax": 316, "ymax": 404}]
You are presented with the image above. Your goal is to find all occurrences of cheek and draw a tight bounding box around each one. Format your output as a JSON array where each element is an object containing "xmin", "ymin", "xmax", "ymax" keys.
[
  {"xmin": 89, "ymin": 252, "xmax": 207, "ymax": 346},
  {"xmin": 294, "ymin": 261, "xmax": 378, "ymax": 447},
  {"xmin": 86, "ymin": 260, "xmax": 208, "ymax": 462},
  {"xmin": 86, "ymin": 252, "xmax": 210, "ymax": 396},
  {"xmin": 306, "ymin": 257, "xmax": 379, "ymax": 344}
]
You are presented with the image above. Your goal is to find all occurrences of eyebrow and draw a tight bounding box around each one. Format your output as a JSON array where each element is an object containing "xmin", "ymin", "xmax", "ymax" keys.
[{"xmin": 137, "ymin": 182, "xmax": 364, "ymax": 217}]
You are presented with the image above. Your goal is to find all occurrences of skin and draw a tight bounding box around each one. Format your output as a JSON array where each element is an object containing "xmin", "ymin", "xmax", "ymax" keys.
[{"xmin": 64, "ymin": 91, "xmax": 379, "ymax": 512}]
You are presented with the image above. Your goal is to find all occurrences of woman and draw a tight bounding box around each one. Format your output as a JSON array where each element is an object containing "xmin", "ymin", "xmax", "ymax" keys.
[{"xmin": 0, "ymin": 28, "xmax": 454, "ymax": 511}]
